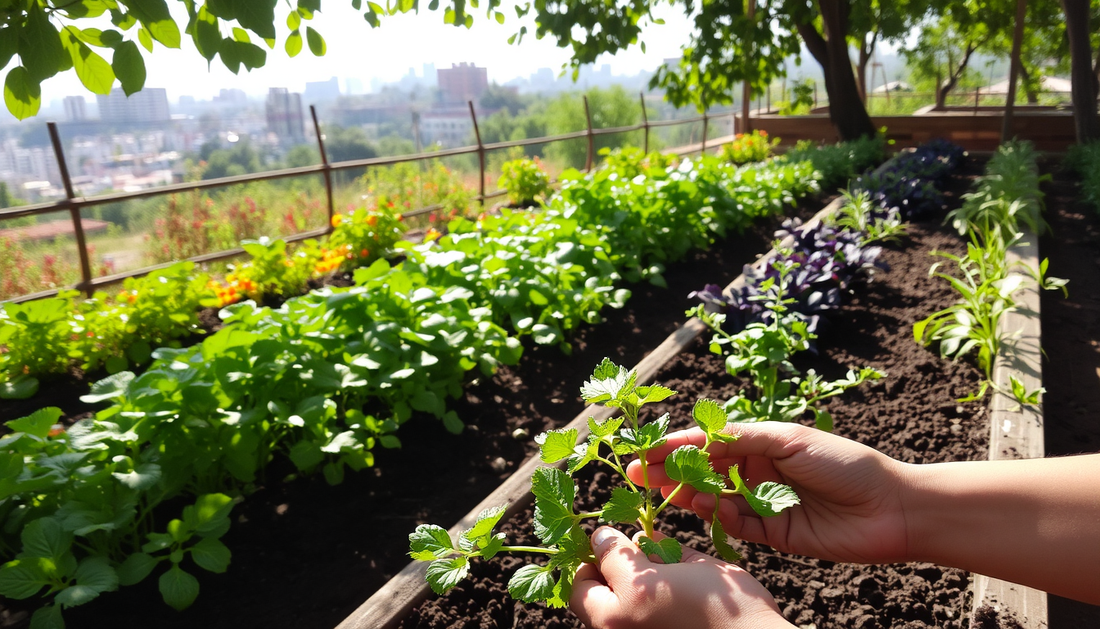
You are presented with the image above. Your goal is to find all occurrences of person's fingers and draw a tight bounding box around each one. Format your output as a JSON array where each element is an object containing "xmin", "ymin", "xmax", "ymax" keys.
[
  {"xmin": 570, "ymin": 562, "xmax": 618, "ymax": 628},
  {"xmin": 590, "ymin": 526, "xmax": 650, "ymax": 587}
]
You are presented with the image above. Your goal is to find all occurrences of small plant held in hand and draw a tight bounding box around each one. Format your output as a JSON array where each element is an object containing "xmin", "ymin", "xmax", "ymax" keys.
[{"xmin": 408, "ymin": 359, "xmax": 800, "ymax": 606}]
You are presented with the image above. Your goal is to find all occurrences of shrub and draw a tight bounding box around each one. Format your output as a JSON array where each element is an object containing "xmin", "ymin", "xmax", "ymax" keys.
[
  {"xmin": 497, "ymin": 158, "xmax": 552, "ymax": 206},
  {"xmin": 719, "ymin": 130, "xmax": 780, "ymax": 165}
]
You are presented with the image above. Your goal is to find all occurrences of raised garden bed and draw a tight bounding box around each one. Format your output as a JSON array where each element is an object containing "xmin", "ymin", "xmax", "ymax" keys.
[
  {"xmin": 392, "ymin": 156, "xmax": 995, "ymax": 629},
  {"xmin": 0, "ymin": 185, "xmax": 829, "ymax": 629}
]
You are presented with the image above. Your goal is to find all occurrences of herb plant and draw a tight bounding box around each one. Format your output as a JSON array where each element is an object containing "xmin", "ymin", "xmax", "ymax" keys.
[
  {"xmin": 719, "ymin": 130, "xmax": 780, "ymax": 165},
  {"xmin": 409, "ymin": 359, "xmax": 800, "ymax": 605},
  {"xmin": 497, "ymin": 158, "xmax": 553, "ymax": 206}
]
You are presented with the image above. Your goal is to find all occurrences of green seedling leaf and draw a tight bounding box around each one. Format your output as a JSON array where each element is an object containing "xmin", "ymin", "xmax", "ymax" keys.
[
  {"xmin": 477, "ymin": 533, "xmax": 506, "ymax": 560},
  {"xmin": 425, "ymin": 556, "xmax": 468, "ymax": 594},
  {"xmin": 5, "ymin": 407, "xmax": 62, "ymax": 438},
  {"xmin": 116, "ymin": 553, "xmax": 157, "ymax": 586},
  {"xmin": 112, "ymin": 463, "xmax": 162, "ymax": 490},
  {"xmin": 442, "ymin": 411, "xmax": 464, "ymax": 434},
  {"xmin": 665, "ymin": 445, "xmax": 724, "ymax": 494},
  {"xmin": 409, "ymin": 524, "xmax": 453, "ymax": 561},
  {"xmin": 619, "ymin": 413, "xmax": 670, "ymax": 452},
  {"xmin": 159, "ymin": 565, "xmax": 200, "ymax": 611},
  {"xmin": 0, "ymin": 375, "xmax": 39, "ymax": 400},
  {"xmin": 580, "ymin": 358, "xmax": 636, "ymax": 404},
  {"xmin": 22, "ymin": 518, "xmax": 70, "ymax": 560},
  {"xmin": 0, "ymin": 559, "xmax": 51, "ymax": 599},
  {"xmin": 508, "ymin": 563, "xmax": 556, "ymax": 602},
  {"xmin": 535, "ymin": 428, "xmax": 578, "ymax": 463},
  {"xmin": 599, "ymin": 487, "xmax": 644, "ymax": 524},
  {"xmin": 29, "ymin": 605, "xmax": 62, "ymax": 629},
  {"xmin": 637, "ymin": 536, "xmax": 682, "ymax": 564},
  {"xmin": 692, "ymin": 399, "xmax": 728, "ymax": 437},
  {"xmin": 81, "ymin": 371, "xmax": 135, "ymax": 403},
  {"xmin": 728, "ymin": 466, "xmax": 800, "ymax": 517},
  {"xmin": 463, "ymin": 505, "xmax": 506, "ymax": 542},
  {"xmin": 710, "ymin": 508, "xmax": 741, "ymax": 562},
  {"xmin": 531, "ymin": 467, "xmax": 576, "ymax": 545},
  {"xmin": 587, "ymin": 416, "xmax": 623, "ymax": 438},
  {"xmin": 190, "ymin": 537, "xmax": 231, "ymax": 573},
  {"xmin": 636, "ymin": 384, "xmax": 676, "ymax": 404}
]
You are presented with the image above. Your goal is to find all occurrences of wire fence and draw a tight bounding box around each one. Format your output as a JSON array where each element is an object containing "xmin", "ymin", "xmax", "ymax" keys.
[{"xmin": 1, "ymin": 95, "xmax": 739, "ymax": 304}]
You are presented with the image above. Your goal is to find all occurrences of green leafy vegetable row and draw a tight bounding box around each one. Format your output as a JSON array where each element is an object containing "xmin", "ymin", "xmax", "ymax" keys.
[
  {"xmin": 0, "ymin": 148, "xmax": 827, "ymax": 626},
  {"xmin": 915, "ymin": 140, "xmax": 1066, "ymax": 401}
]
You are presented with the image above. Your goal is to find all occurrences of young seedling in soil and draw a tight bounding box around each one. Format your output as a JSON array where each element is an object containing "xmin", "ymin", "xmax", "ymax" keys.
[{"xmin": 408, "ymin": 359, "xmax": 800, "ymax": 607}]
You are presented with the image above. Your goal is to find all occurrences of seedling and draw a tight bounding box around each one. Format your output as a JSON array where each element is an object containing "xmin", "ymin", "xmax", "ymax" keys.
[{"xmin": 409, "ymin": 359, "xmax": 800, "ymax": 606}]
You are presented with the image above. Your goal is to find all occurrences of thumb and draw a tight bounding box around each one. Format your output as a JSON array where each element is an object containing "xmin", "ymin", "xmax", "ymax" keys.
[{"xmin": 590, "ymin": 526, "xmax": 649, "ymax": 587}]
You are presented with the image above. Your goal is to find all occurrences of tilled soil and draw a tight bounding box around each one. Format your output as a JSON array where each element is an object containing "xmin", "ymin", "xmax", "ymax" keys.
[
  {"xmin": 2, "ymin": 196, "xmax": 822, "ymax": 629},
  {"xmin": 401, "ymin": 203, "xmax": 991, "ymax": 629}
]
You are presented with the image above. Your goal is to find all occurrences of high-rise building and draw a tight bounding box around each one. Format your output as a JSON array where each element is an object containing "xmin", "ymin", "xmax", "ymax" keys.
[
  {"xmin": 95, "ymin": 88, "xmax": 170, "ymax": 123},
  {"xmin": 265, "ymin": 88, "xmax": 305, "ymax": 142},
  {"xmin": 63, "ymin": 96, "xmax": 87, "ymax": 122},
  {"xmin": 437, "ymin": 63, "xmax": 488, "ymax": 105},
  {"xmin": 304, "ymin": 77, "xmax": 341, "ymax": 104}
]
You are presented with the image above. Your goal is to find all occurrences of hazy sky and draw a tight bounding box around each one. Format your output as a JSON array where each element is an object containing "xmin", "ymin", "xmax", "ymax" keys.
[{"xmin": 36, "ymin": 3, "xmax": 696, "ymax": 105}]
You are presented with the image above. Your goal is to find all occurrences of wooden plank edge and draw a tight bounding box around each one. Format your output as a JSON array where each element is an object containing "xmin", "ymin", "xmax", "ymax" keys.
[
  {"xmin": 971, "ymin": 230, "xmax": 1048, "ymax": 628},
  {"xmin": 334, "ymin": 156, "xmax": 905, "ymax": 629}
]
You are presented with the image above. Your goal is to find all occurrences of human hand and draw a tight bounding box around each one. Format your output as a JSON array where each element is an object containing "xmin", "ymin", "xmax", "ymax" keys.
[
  {"xmin": 627, "ymin": 422, "xmax": 914, "ymax": 564},
  {"xmin": 570, "ymin": 527, "xmax": 792, "ymax": 629}
]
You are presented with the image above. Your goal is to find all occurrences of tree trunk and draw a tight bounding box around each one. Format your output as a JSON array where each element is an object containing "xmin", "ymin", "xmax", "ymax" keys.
[
  {"xmin": 936, "ymin": 44, "xmax": 977, "ymax": 110},
  {"xmin": 1002, "ymin": 0, "xmax": 1026, "ymax": 142},
  {"xmin": 1062, "ymin": 0, "xmax": 1100, "ymax": 142},
  {"xmin": 797, "ymin": 0, "xmax": 877, "ymax": 140},
  {"xmin": 1018, "ymin": 64, "xmax": 1039, "ymax": 104}
]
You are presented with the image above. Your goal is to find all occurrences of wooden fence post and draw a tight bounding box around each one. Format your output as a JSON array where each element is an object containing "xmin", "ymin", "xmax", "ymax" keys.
[
  {"xmin": 640, "ymin": 92, "xmax": 649, "ymax": 154},
  {"xmin": 48, "ymin": 123, "xmax": 92, "ymax": 297},
  {"xmin": 701, "ymin": 111, "xmax": 709, "ymax": 155},
  {"xmin": 583, "ymin": 95, "xmax": 595, "ymax": 172},
  {"xmin": 469, "ymin": 101, "xmax": 486, "ymax": 206},
  {"xmin": 310, "ymin": 106, "xmax": 335, "ymax": 233}
]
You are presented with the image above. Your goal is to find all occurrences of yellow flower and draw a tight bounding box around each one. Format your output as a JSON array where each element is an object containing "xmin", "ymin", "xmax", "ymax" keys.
[{"xmin": 331, "ymin": 213, "xmax": 344, "ymax": 228}]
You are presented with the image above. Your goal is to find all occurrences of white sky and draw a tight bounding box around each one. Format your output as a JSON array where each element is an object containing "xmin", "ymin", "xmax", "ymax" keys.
[{"xmin": 36, "ymin": 3, "xmax": 696, "ymax": 105}]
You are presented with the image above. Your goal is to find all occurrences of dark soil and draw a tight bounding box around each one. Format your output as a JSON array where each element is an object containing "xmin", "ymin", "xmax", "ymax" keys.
[
  {"xmin": 401, "ymin": 170, "xmax": 995, "ymax": 629},
  {"xmin": 1037, "ymin": 160, "xmax": 1100, "ymax": 629},
  {"xmin": 1, "ymin": 194, "xmax": 825, "ymax": 629}
]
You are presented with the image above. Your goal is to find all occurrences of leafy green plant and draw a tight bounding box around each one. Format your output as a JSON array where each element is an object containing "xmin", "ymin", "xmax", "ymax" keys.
[
  {"xmin": 409, "ymin": 359, "xmax": 800, "ymax": 604},
  {"xmin": 828, "ymin": 190, "xmax": 907, "ymax": 244},
  {"xmin": 719, "ymin": 130, "xmax": 780, "ymax": 165},
  {"xmin": 497, "ymin": 158, "xmax": 552, "ymax": 206},
  {"xmin": 691, "ymin": 257, "xmax": 883, "ymax": 428},
  {"xmin": 947, "ymin": 140, "xmax": 1049, "ymax": 243},
  {"xmin": 781, "ymin": 136, "xmax": 886, "ymax": 192},
  {"xmin": 1063, "ymin": 141, "xmax": 1100, "ymax": 214}
]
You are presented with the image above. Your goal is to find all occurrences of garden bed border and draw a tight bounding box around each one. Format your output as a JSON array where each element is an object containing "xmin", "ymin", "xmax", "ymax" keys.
[{"xmin": 970, "ymin": 228, "xmax": 1048, "ymax": 628}]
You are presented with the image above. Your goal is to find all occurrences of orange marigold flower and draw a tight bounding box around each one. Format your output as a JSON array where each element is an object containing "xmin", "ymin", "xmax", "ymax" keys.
[
  {"xmin": 367, "ymin": 215, "xmax": 378, "ymax": 226},
  {"xmin": 425, "ymin": 228, "xmax": 442, "ymax": 242},
  {"xmin": 360, "ymin": 249, "xmax": 369, "ymax": 257}
]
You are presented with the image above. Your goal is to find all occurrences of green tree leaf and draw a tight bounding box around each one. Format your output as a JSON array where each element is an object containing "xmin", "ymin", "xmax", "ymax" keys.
[
  {"xmin": 21, "ymin": 6, "xmax": 67, "ymax": 82},
  {"xmin": 127, "ymin": 0, "xmax": 180, "ymax": 48},
  {"xmin": 305, "ymin": 26, "xmax": 325, "ymax": 56},
  {"xmin": 664, "ymin": 445, "xmax": 724, "ymax": 494},
  {"xmin": 232, "ymin": 0, "xmax": 277, "ymax": 40},
  {"xmin": 508, "ymin": 563, "xmax": 555, "ymax": 603},
  {"xmin": 637, "ymin": 536, "xmax": 682, "ymax": 564},
  {"xmin": 190, "ymin": 537, "xmax": 231, "ymax": 573},
  {"xmin": 62, "ymin": 27, "xmax": 115, "ymax": 94},
  {"xmin": 159, "ymin": 565, "xmax": 200, "ymax": 611},
  {"xmin": 535, "ymin": 428, "xmax": 577, "ymax": 463},
  {"xmin": 111, "ymin": 39, "xmax": 146, "ymax": 95},
  {"xmin": 425, "ymin": 556, "xmax": 468, "ymax": 594},
  {"xmin": 4, "ymin": 66, "xmax": 41, "ymax": 120},
  {"xmin": 285, "ymin": 29, "xmax": 302, "ymax": 56},
  {"xmin": 599, "ymin": 487, "xmax": 643, "ymax": 524}
]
